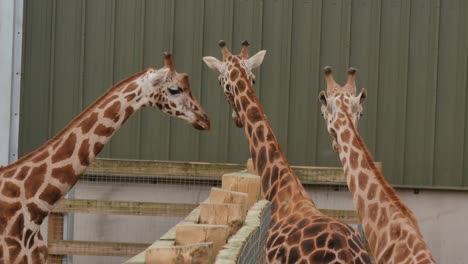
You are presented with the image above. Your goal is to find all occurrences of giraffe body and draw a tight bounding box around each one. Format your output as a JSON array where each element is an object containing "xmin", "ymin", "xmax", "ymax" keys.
[
  {"xmin": 319, "ymin": 67, "xmax": 435, "ymax": 263},
  {"xmin": 203, "ymin": 41, "xmax": 371, "ymax": 263},
  {"xmin": 0, "ymin": 54, "xmax": 209, "ymax": 263}
]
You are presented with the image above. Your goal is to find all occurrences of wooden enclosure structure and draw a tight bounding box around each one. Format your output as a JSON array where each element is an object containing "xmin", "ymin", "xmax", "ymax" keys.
[{"xmin": 47, "ymin": 158, "xmax": 368, "ymax": 262}]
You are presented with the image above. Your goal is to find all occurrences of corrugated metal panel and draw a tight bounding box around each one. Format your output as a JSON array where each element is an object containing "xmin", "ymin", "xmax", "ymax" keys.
[{"xmin": 20, "ymin": 0, "xmax": 468, "ymax": 188}]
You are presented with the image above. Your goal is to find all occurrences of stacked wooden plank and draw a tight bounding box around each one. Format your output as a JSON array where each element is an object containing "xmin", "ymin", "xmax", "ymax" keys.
[{"xmin": 126, "ymin": 169, "xmax": 262, "ymax": 264}]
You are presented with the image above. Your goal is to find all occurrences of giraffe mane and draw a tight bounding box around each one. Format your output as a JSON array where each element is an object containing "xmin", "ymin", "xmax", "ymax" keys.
[
  {"xmin": 343, "ymin": 111, "xmax": 420, "ymax": 228},
  {"xmin": 1, "ymin": 70, "xmax": 146, "ymax": 172}
]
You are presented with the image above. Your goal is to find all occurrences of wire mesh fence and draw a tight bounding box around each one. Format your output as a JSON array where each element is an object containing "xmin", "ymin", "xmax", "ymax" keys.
[{"xmin": 43, "ymin": 158, "xmax": 365, "ymax": 263}]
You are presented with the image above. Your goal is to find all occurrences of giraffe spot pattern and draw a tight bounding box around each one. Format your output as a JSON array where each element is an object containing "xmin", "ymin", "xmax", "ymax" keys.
[
  {"xmin": 123, "ymin": 82, "xmax": 138, "ymax": 93},
  {"xmin": 24, "ymin": 164, "xmax": 47, "ymax": 199},
  {"xmin": 0, "ymin": 201, "xmax": 21, "ymax": 232},
  {"xmin": 32, "ymin": 151, "xmax": 49, "ymax": 162},
  {"xmin": 15, "ymin": 166, "xmax": 31, "ymax": 180},
  {"xmin": 51, "ymin": 133, "xmax": 77, "ymax": 163},
  {"xmin": 358, "ymin": 172, "xmax": 368, "ymax": 191},
  {"xmin": 99, "ymin": 95, "xmax": 119, "ymax": 108},
  {"xmin": 103, "ymin": 101, "xmax": 121, "ymax": 122},
  {"xmin": 94, "ymin": 142, "xmax": 105, "ymax": 156},
  {"xmin": 9, "ymin": 214, "xmax": 24, "ymax": 239},
  {"xmin": 2, "ymin": 182, "xmax": 21, "ymax": 198},
  {"xmin": 123, "ymin": 106, "xmax": 134, "ymax": 124},
  {"xmin": 94, "ymin": 124, "xmax": 115, "ymax": 137},
  {"xmin": 39, "ymin": 184, "xmax": 62, "ymax": 205},
  {"xmin": 349, "ymin": 149, "xmax": 359, "ymax": 170},
  {"xmin": 51, "ymin": 165, "xmax": 76, "ymax": 186},
  {"xmin": 78, "ymin": 139, "xmax": 90, "ymax": 166},
  {"xmin": 246, "ymin": 106, "xmax": 262, "ymax": 123},
  {"xmin": 367, "ymin": 183, "xmax": 378, "ymax": 200},
  {"xmin": 79, "ymin": 112, "xmax": 99, "ymax": 134},
  {"xmin": 27, "ymin": 203, "xmax": 48, "ymax": 225},
  {"xmin": 5, "ymin": 238, "xmax": 21, "ymax": 262},
  {"xmin": 125, "ymin": 93, "xmax": 136, "ymax": 102}
]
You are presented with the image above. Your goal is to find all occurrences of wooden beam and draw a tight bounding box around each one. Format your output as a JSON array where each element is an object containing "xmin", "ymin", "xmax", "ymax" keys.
[
  {"xmin": 48, "ymin": 240, "xmax": 150, "ymax": 257},
  {"xmin": 52, "ymin": 199, "xmax": 197, "ymax": 217},
  {"xmin": 145, "ymin": 242, "xmax": 213, "ymax": 264},
  {"xmin": 85, "ymin": 158, "xmax": 347, "ymax": 185}
]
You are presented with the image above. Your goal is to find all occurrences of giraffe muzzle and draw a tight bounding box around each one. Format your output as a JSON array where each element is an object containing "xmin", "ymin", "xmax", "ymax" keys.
[{"xmin": 192, "ymin": 115, "xmax": 211, "ymax": 131}]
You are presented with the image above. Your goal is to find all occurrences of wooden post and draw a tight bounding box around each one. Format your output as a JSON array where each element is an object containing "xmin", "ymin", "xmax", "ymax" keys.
[
  {"xmin": 47, "ymin": 213, "xmax": 64, "ymax": 264},
  {"xmin": 145, "ymin": 242, "xmax": 213, "ymax": 264}
]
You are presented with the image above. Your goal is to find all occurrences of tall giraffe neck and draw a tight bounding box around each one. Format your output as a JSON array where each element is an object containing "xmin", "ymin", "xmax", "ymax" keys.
[
  {"xmin": 335, "ymin": 111, "xmax": 434, "ymax": 262},
  {"xmin": 1, "ymin": 72, "xmax": 146, "ymax": 226},
  {"xmin": 228, "ymin": 70, "xmax": 318, "ymax": 219}
]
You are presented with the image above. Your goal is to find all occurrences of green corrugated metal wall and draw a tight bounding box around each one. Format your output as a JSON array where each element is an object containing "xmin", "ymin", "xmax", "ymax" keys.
[{"xmin": 20, "ymin": 0, "xmax": 468, "ymax": 188}]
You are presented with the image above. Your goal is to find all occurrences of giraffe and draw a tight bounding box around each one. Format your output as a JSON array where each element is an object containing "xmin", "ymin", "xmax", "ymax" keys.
[
  {"xmin": 0, "ymin": 53, "xmax": 210, "ymax": 264},
  {"xmin": 203, "ymin": 41, "xmax": 371, "ymax": 263},
  {"xmin": 318, "ymin": 67, "xmax": 435, "ymax": 263}
]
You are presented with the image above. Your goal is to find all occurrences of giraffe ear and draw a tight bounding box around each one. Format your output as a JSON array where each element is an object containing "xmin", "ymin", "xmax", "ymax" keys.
[
  {"xmin": 358, "ymin": 88, "xmax": 367, "ymax": 104},
  {"xmin": 319, "ymin": 91, "xmax": 327, "ymax": 106},
  {"xmin": 245, "ymin": 50, "xmax": 266, "ymax": 70},
  {"xmin": 202, "ymin": 56, "xmax": 224, "ymax": 73}
]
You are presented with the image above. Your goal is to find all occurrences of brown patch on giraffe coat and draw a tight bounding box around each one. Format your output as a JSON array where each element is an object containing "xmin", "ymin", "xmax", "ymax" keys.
[
  {"xmin": 94, "ymin": 142, "xmax": 105, "ymax": 156},
  {"xmin": 123, "ymin": 82, "xmax": 138, "ymax": 93},
  {"xmin": 246, "ymin": 107, "xmax": 262, "ymax": 123},
  {"xmin": 230, "ymin": 69, "xmax": 239, "ymax": 81},
  {"xmin": 39, "ymin": 184, "xmax": 63, "ymax": 205},
  {"xmin": 257, "ymin": 147, "xmax": 267, "ymax": 175},
  {"xmin": 9, "ymin": 214, "xmax": 24, "ymax": 239},
  {"xmin": 79, "ymin": 112, "xmax": 99, "ymax": 134},
  {"xmin": 103, "ymin": 101, "xmax": 121, "ymax": 122},
  {"xmin": 99, "ymin": 95, "xmax": 119, "ymax": 108},
  {"xmin": 32, "ymin": 151, "xmax": 49, "ymax": 162},
  {"xmin": 78, "ymin": 139, "xmax": 90, "ymax": 166},
  {"xmin": 51, "ymin": 165, "xmax": 76, "ymax": 186},
  {"xmin": 123, "ymin": 106, "xmax": 134, "ymax": 124},
  {"xmin": 252, "ymin": 135, "xmax": 259, "ymax": 147},
  {"xmin": 256, "ymin": 125, "xmax": 265, "ymax": 142},
  {"xmin": 5, "ymin": 238, "xmax": 21, "ymax": 262},
  {"xmin": 349, "ymin": 175, "xmax": 356, "ymax": 193},
  {"xmin": 94, "ymin": 124, "xmax": 115, "ymax": 137},
  {"xmin": 24, "ymin": 164, "xmax": 47, "ymax": 199},
  {"xmin": 349, "ymin": 149, "xmax": 359, "ymax": 170},
  {"xmin": 356, "ymin": 195, "xmax": 365, "ymax": 214},
  {"xmin": 0, "ymin": 201, "xmax": 21, "ymax": 231},
  {"xmin": 3, "ymin": 169, "xmax": 16, "ymax": 178},
  {"xmin": 395, "ymin": 243, "xmax": 411, "ymax": 262},
  {"xmin": 15, "ymin": 166, "xmax": 30, "ymax": 180},
  {"xmin": 51, "ymin": 133, "xmax": 77, "ymax": 163},
  {"xmin": 377, "ymin": 208, "xmax": 389, "ymax": 228},
  {"xmin": 31, "ymin": 245, "xmax": 47, "ymax": 263},
  {"xmin": 368, "ymin": 203, "xmax": 379, "ymax": 222},
  {"xmin": 268, "ymin": 144, "xmax": 280, "ymax": 164},
  {"xmin": 390, "ymin": 223, "xmax": 402, "ymax": 240},
  {"xmin": 27, "ymin": 203, "xmax": 48, "ymax": 225},
  {"xmin": 379, "ymin": 189, "xmax": 389, "ymax": 203},
  {"xmin": 367, "ymin": 183, "xmax": 378, "ymax": 200},
  {"xmin": 352, "ymin": 136, "xmax": 360, "ymax": 149},
  {"xmin": 358, "ymin": 172, "xmax": 368, "ymax": 191},
  {"xmin": 340, "ymin": 129, "xmax": 351, "ymax": 143},
  {"xmin": 2, "ymin": 182, "xmax": 21, "ymax": 198},
  {"xmin": 125, "ymin": 93, "xmax": 136, "ymax": 102},
  {"xmin": 240, "ymin": 96, "xmax": 250, "ymax": 111},
  {"xmin": 237, "ymin": 80, "xmax": 246, "ymax": 93}
]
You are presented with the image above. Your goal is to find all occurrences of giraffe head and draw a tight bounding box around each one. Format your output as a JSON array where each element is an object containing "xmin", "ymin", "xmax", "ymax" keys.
[
  {"xmin": 318, "ymin": 66, "xmax": 367, "ymax": 151},
  {"xmin": 144, "ymin": 53, "xmax": 210, "ymax": 130},
  {"xmin": 202, "ymin": 40, "xmax": 266, "ymax": 128}
]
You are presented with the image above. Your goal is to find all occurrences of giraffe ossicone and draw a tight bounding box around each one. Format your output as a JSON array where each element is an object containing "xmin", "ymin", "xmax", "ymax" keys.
[
  {"xmin": 319, "ymin": 67, "xmax": 435, "ymax": 263},
  {"xmin": 203, "ymin": 41, "xmax": 371, "ymax": 263},
  {"xmin": 0, "ymin": 53, "xmax": 210, "ymax": 264}
]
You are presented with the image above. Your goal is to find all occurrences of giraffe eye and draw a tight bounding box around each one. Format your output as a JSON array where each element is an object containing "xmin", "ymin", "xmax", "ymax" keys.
[{"xmin": 168, "ymin": 86, "xmax": 183, "ymax": 95}]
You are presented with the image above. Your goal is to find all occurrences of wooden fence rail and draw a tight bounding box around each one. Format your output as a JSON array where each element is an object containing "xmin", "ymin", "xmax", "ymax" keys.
[{"xmin": 48, "ymin": 159, "xmax": 366, "ymax": 262}]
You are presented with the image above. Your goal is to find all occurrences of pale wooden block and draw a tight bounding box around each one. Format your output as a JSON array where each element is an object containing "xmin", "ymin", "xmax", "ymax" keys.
[
  {"xmin": 246, "ymin": 159, "xmax": 255, "ymax": 174},
  {"xmin": 221, "ymin": 172, "xmax": 261, "ymax": 207},
  {"xmin": 145, "ymin": 242, "xmax": 213, "ymax": 264},
  {"xmin": 209, "ymin": 188, "xmax": 248, "ymax": 213},
  {"xmin": 176, "ymin": 224, "xmax": 229, "ymax": 257},
  {"xmin": 198, "ymin": 203, "xmax": 245, "ymax": 235}
]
